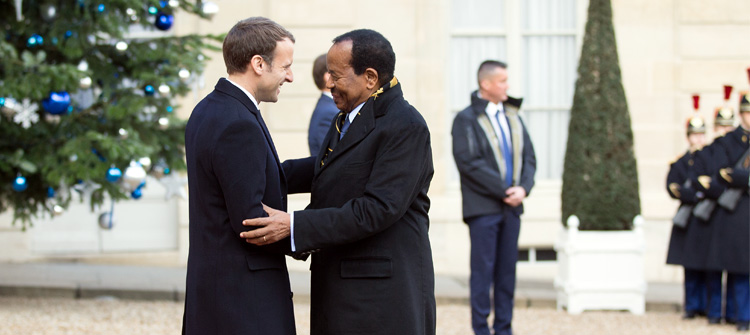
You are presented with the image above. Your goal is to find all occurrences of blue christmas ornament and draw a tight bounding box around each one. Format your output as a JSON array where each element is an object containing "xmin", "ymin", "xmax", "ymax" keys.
[
  {"xmin": 166, "ymin": 106, "xmax": 173, "ymax": 113},
  {"xmin": 65, "ymin": 31, "xmax": 73, "ymax": 38},
  {"xmin": 27, "ymin": 34, "xmax": 43, "ymax": 47},
  {"xmin": 155, "ymin": 12, "xmax": 174, "ymax": 31},
  {"xmin": 131, "ymin": 187, "xmax": 143, "ymax": 199},
  {"xmin": 148, "ymin": 6, "xmax": 158, "ymax": 15},
  {"xmin": 13, "ymin": 176, "xmax": 27, "ymax": 192},
  {"xmin": 144, "ymin": 85, "xmax": 155, "ymax": 96},
  {"xmin": 97, "ymin": 4, "xmax": 105, "ymax": 12},
  {"xmin": 51, "ymin": 37, "xmax": 59, "ymax": 45},
  {"xmin": 47, "ymin": 186, "xmax": 55, "ymax": 198},
  {"xmin": 42, "ymin": 91, "xmax": 71, "ymax": 115},
  {"xmin": 0, "ymin": 97, "xmax": 5, "ymax": 107},
  {"xmin": 160, "ymin": 1, "xmax": 168, "ymax": 8},
  {"xmin": 106, "ymin": 167, "xmax": 122, "ymax": 182}
]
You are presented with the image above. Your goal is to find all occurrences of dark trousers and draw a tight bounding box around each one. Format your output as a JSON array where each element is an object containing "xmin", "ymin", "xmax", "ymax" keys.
[
  {"xmin": 726, "ymin": 273, "xmax": 736, "ymax": 322},
  {"xmin": 468, "ymin": 211, "xmax": 521, "ymax": 335},
  {"xmin": 730, "ymin": 273, "xmax": 750, "ymax": 322},
  {"xmin": 684, "ymin": 268, "xmax": 707, "ymax": 314},
  {"xmin": 708, "ymin": 271, "xmax": 724, "ymax": 319}
]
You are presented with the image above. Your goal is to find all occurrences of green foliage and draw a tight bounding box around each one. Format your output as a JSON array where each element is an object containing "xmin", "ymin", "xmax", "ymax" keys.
[
  {"xmin": 561, "ymin": 0, "xmax": 640, "ymax": 230},
  {"xmin": 0, "ymin": 1, "xmax": 222, "ymax": 228}
]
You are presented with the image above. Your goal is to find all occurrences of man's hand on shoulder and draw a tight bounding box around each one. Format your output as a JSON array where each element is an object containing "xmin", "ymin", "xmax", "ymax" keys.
[
  {"xmin": 503, "ymin": 186, "xmax": 526, "ymax": 207},
  {"xmin": 240, "ymin": 203, "xmax": 291, "ymax": 245}
]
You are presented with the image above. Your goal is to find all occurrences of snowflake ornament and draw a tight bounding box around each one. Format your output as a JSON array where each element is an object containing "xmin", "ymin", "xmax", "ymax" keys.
[{"xmin": 12, "ymin": 99, "xmax": 40, "ymax": 129}]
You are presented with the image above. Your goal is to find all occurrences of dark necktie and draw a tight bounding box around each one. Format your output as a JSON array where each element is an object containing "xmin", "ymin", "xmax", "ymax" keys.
[
  {"xmin": 494, "ymin": 110, "xmax": 513, "ymax": 187},
  {"xmin": 339, "ymin": 114, "xmax": 351, "ymax": 140}
]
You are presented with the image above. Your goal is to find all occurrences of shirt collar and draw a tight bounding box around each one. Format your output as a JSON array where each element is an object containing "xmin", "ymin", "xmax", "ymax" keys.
[
  {"xmin": 322, "ymin": 91, "xmax": 333, "ymax": 99},
  {"xmin": 348, "ymin": 102, "xmax": 365, "ymax": 123},
  {"xmin": 225, "ymin": 77, "xmax": 259, "ymax": 110},
  {"xmin": 478, "ymin": 92, "xmax": 504, "ymax": 115}
]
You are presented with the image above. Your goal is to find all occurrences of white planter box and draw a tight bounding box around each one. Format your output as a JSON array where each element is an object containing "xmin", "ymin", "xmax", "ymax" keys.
[{"xmin": 554, "ymin": 215, "xmax": 647, "ymax": 315}]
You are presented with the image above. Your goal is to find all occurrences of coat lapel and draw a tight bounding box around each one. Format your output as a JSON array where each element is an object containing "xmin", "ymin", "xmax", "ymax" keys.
[
  {"xmin": 215, "ymin": 78, "xmax": 288, "ymax": 189},
  {"xmin": 317, "ymin": 103, "xmax": 375, "ymax": 174}
]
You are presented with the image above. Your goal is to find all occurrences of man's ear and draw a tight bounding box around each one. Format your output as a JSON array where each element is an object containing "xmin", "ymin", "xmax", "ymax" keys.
[
  {"xmin": 249, "ymin": 55, "xmax": 265, "ymax": 75},
  {"xmin": 364, "ymin": 68, "xmax": 379, "ymax": 90},
  {"xmin": 478, "ymin": 79, "xmax": 489, "ymax": 91}
]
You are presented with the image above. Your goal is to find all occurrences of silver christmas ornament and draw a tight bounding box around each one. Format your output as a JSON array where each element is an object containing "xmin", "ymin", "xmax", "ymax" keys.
[
  {"xmin": 201, "ymin": 1, "xmax": 219, "ymax": 18},
  {"xmin": 158, "ymin": 84, "xmax": 170, "ymax": 94},
  {"xmin": 178, "ymin": 68, "xmax": 191, "ymax": 81},
  {"xmin": 77, "ymin": 60, "xmax": 89, "ymax": 72},
  {"xmin": 80, "ymin": 76, "xmax": 92, "ymax": 89},
  {"xmin": 138, "ymin": 157, "xmax": 152, "ymax": 170},
  {"xmin": 98, "ymin": 212, "xmax": 115, "ymax": 230},
  {"xmin": 118, "ymin": 128, "xmax": 129, "ymax": 139},
  {"xmin": 158, "ymin": 117, "xmax": 169, "ymax": 130},
  {"xmin": 69, "ymin": 154, "xmax": 78, "ymax": 162},
  {"xmin": 122, "ymin": 161, "xmax": 147, "ymax": 191},
  {"xmin": 52, "ymin": 204, "xmax": 64, "ymax": 216},
  {"xmin": 168, "ymin": 0, "xmax": 180, "ymax": 8},
  {"xmin": 40, "ymin": 4, "xmax": 57, "ymax": 21},
  {"xmin": 115, "ymin": 41, "xmax": 128, "ymax": 52},
  {"xmin": 1, "ymin": 97, "xmax": 19, "ymax": 117}
]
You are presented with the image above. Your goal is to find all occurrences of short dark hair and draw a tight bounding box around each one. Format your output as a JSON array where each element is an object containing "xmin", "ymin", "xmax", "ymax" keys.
[
  {"xmin": 332, "ymin": 29, "xmax": 395, "ymax": 87},
  {"xmin": 312, "ymin": 54, "xmax": 328, "ymax": 90},
  {"xmin": 223, "ymin": 17, "xmax": 295, "ymax": 75},
  {"xmin": 477, "ymin": 60, "xmax": 507, "ymax": 85}
]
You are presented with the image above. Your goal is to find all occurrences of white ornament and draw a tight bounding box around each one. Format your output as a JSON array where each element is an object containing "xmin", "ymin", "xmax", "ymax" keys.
[
  {"xmin": 77, "ymin": 60, "xmax": 89, "ymax": 72},
  {"xmin": 178, "ymin": 68, "xmax": 191, "ymax": 81},
  {"xmin": 158, "ymin": 84, "xmax": 170, "ymax": 94},
  {"xmin": 138, "ymin": 157, "xmax": 152, "ymax": 170},
  {"xmin": 168, "ymin": 0, "xmax": 180, "ymax": 8},
  {"xmin": 159, "ymin": 173, "xmax": 188, "ymax": 200},
  {"xmin": 122, "ymin": 161, "xmax": 147, "ymax": 191},
  {"xmin": 115, "ymin": 41, "xmax": 128, "ymax": 52},
  {"xmin": 12, "ymin": 99, "xmax": 40, "ymax": 129},
  {"xmin": 118, "ymin": 128, "xmax": 129, "ymax": 139},
  {"xmin": 201, "ymin": 1, "xmax": 219, "ymax": 18},
  {"xmin": 158, "ymin": 117, "xmax": 169, "ymax": 129},
  {"xmin": 80, "ymin": 76, "xmax": 92, "ymax": 89},
  {"xmin": 52, "ymin": 204, "xmax": 64, "ymax": 216}
]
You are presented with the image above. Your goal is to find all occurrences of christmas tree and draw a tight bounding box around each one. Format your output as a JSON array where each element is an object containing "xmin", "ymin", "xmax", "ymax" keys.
[
  {"xmin": 561, "ymin": 0, "xmax": 641, "ymax": 230},
  {"xmin": 0, "ymin": 0, "xmax": 222, "ymax": 228}
]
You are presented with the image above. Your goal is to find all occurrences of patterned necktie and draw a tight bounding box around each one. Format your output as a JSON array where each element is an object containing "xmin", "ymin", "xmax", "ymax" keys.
[
  {"xmin": 339, "ymin": 113, "xmax": 351, "ymax": 140},
  {"xmin": 495, "ymin": 110, "xmax": 513, "ymax": 187}
]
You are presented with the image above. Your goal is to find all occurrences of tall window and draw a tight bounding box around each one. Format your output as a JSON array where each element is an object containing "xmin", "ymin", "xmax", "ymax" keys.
[{"xmin": 449, "ymin": 0, "xmax": 579, "ymax": 180}]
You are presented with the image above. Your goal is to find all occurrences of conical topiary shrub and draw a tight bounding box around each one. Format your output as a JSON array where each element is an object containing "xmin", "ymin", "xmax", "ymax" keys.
[{"xmin": 561, "ymin": 0, "xmax": 640, "ymax": 230}]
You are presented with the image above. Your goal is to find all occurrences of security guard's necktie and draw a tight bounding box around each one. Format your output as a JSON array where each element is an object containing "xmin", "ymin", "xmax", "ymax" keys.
[{"xmin": 495, "ymin": 110, "xmax": 513, "ymax": 187}]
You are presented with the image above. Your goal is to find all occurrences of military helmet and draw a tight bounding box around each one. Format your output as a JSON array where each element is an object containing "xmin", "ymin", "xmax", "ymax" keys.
[
  {"xmin": 688, "ymin": 94, "xmax": 706, "ymax": 134},
  {"xmin": 715, "ymin": 85, "xmax": 735, "ymax": 126}
]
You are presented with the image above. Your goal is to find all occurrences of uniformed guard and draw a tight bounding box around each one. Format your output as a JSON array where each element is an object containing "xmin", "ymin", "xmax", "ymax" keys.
[
  {"xmin": 697, "ymin": 78, "xmax": 750, "ymax": 331},
  {"xmin": 666, "ymin": 94, "xmax": 708, "ymax": 319},
  {"xmin": 690, "ymin": 85, "xmax": 740, "ymax": 326}
]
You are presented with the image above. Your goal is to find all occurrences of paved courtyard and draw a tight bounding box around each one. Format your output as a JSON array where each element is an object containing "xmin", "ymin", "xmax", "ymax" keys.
[{"xmin": 0, "ymin": 296, "xmax": 743, "ymax": 335}]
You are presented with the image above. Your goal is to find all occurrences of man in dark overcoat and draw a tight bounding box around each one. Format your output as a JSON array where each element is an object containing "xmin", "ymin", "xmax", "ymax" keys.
[
  {"xmin": 182, "ymin": 17, "xmax": 297, "ymax": 335},
  {"xmin": 241, "ymin": 29, "xmax": 436, "ymax": 335}
]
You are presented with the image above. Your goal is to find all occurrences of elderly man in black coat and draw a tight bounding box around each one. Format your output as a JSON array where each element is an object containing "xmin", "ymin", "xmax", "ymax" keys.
[{"xmin": 242, "ymin": 29, "xmax": 436, "ymax": 335}]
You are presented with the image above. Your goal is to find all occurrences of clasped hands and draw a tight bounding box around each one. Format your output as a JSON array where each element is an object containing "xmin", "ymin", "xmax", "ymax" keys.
[
  {"xmin": 240, "ymin": 204, "xmax": 291, "ymax": 246},
  {"xmin": 503, "ymin": 186, "xmax": 526, "ymax": 207}
]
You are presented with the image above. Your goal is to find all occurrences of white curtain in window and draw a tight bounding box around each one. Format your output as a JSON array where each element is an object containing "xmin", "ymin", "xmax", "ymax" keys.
[
  {"xmin": 451, "ymin": 0, "xmax": 505, "ymax": 30},
  {"xmin": 449, "ymin": 37, "xmax": 507, "ymax": 111},
  {"xmin": 521, "ymin": 0, "xmax": 577, "ymax": 180}
]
